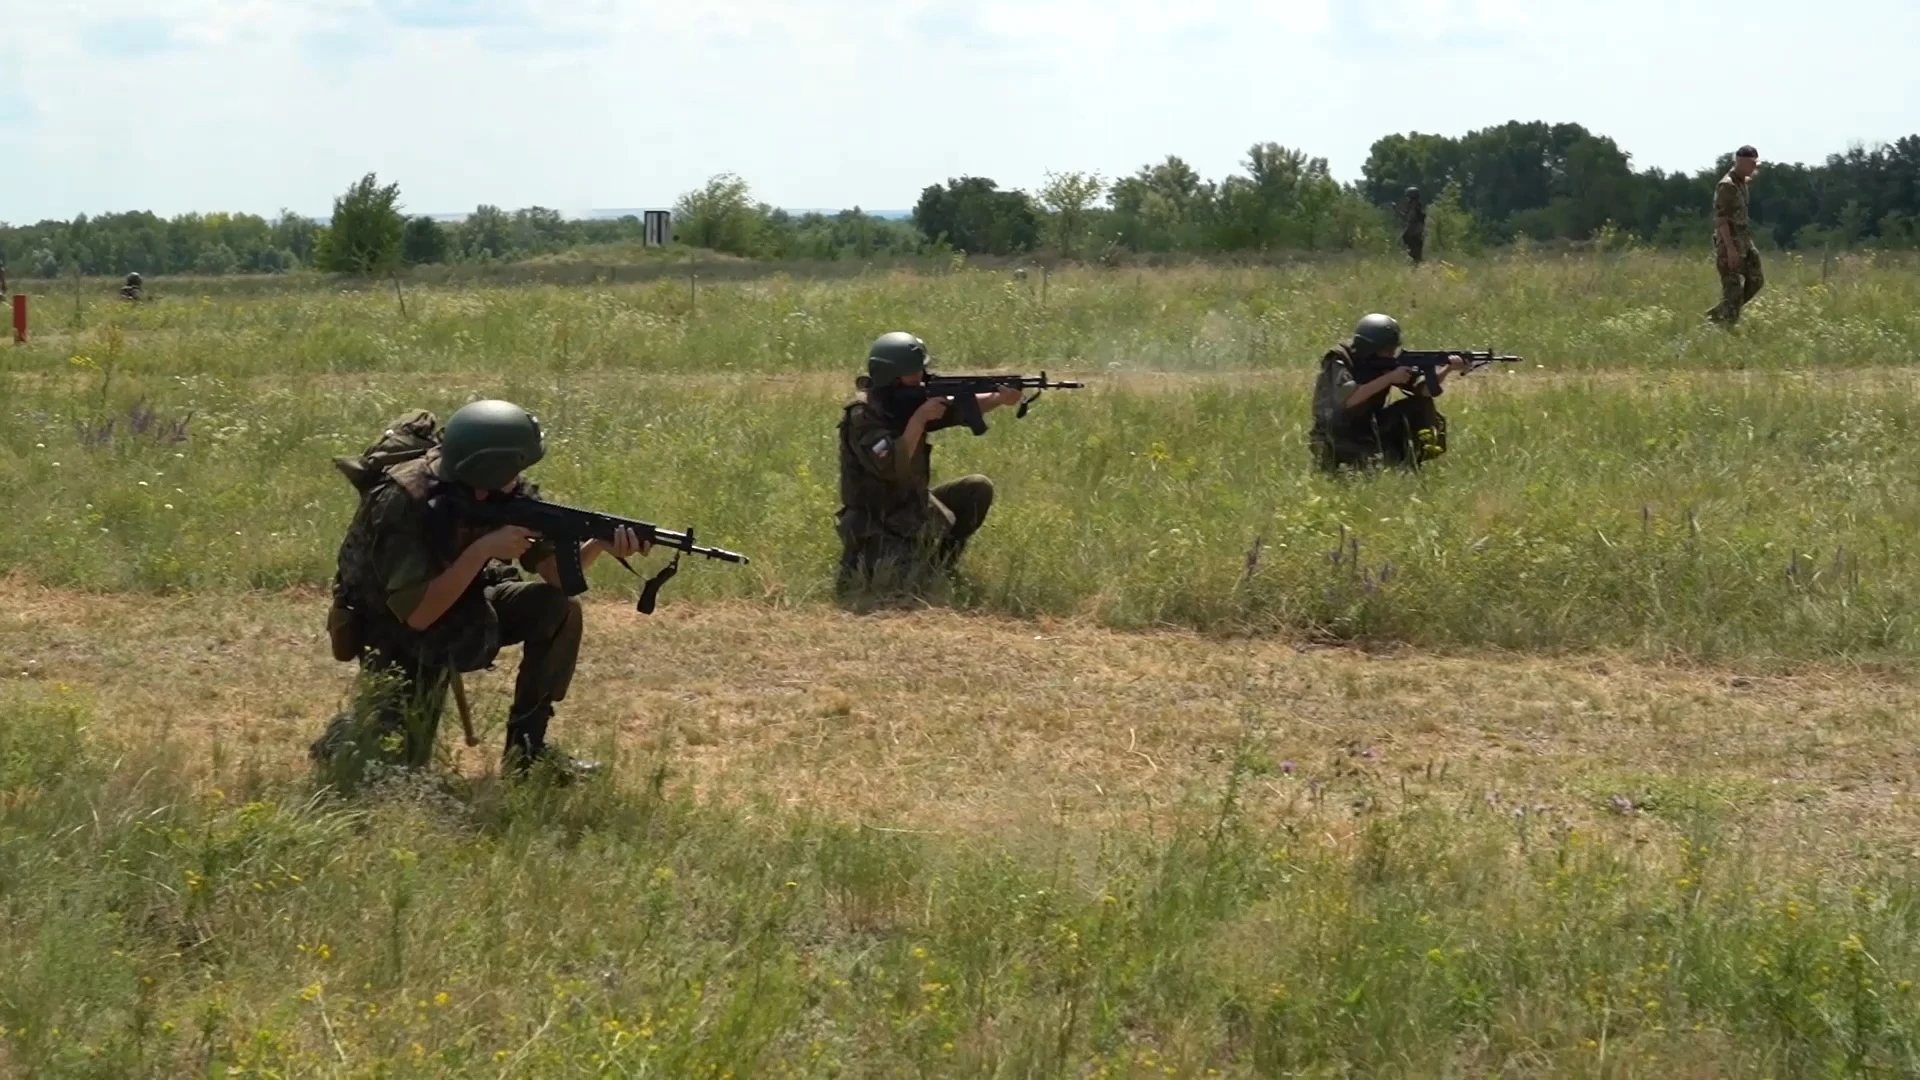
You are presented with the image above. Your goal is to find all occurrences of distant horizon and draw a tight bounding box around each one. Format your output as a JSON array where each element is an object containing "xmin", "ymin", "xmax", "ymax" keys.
[{"xmin": 0, "ymin": 207, "xmax": 918, "ymax": 228}]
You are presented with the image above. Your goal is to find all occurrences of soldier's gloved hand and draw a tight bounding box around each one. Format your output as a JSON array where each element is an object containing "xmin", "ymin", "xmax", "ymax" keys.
[
  {"xmin": 1446, "ymin": 354, "xmax": 1467, "ymax": 374},
  {"xmin": 474, "ymin": 525, "xmax": 538, "ymax": 561},
  {"xmin": 1386, "ymin": 367, "xmax": 1417, "ymax": 386}
]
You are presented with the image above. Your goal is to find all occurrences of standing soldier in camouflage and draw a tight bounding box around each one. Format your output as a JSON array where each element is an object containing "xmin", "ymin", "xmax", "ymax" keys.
[
  {"xmin": 835, "ymin": 331, "xmax": 1021, "ymax": 596},
  {"xmin": 1707, "ymin": 146, "xmax": 1764, "ymax": 325},
  {"xmin": 313, "ymin": 399, "xmax": 646, "ymax": 784},
  {"xmin": 1399, "ymin": 187, "xmax": 1427, "ymax": 265},
  {"xmin": 1310, "ymin": 313, "xmax": 1465, "ymax": 473}
]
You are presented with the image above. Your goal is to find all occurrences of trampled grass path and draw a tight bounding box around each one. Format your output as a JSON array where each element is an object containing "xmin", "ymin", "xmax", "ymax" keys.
[{"xmin": 7, "ymin": 577, "xmax": 1917, "ymax": 856}]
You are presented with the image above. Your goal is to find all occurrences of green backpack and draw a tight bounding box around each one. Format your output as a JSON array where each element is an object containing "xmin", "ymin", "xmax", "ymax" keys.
[
  {"xmin": 325, "ymin": 409, "xmax": 445, "ymax": 661},
  {"xmin": 332, "ymin": 408, "xmax": 443, "ymax": 493}
]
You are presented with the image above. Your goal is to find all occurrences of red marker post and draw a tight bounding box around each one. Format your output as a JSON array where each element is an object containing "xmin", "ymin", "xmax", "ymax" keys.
[{"xmin": 10, "ymin": 293, "xmax": 25, "ymax": 345}]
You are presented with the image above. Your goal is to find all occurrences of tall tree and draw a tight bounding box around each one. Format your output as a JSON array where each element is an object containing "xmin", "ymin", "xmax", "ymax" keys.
[
  {"xmin": 1038, "ymin": 171, "xmax": 1106, "ymax": 257},
  {"xmin": 313, "ymin": 173, "xmax": 405, "ymax": 275},
  {"xmin": 402, "ymin": 216, "xmax": 450, "ymax": 265},
  {"xmin": 672, "ymin": 174, "xmax": 766, "ymax": 256},
  {"xmin": 912, "ymin": 177, "xmax": 1040, "ymax": 255}
]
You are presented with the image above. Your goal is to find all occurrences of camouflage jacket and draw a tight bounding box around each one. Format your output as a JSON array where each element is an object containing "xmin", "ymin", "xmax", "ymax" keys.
[
  {"xmin": 837, "ymin": 393, "xmax": 937, "ymax": 541},
  {"xmin": 333, "ymin": 447, "xmax": 549, "ymax": 669},
  {"xmin": 1310, "ymin": 340, "xmax": 1390, "ymax": 465},
  {"xmin": 1713, "ymin": 171, "xmax": 1753, "ymax": 250},
  {"xmin": 1402, "ymin": 201, "xmax": 1427, "ymax": 238}
]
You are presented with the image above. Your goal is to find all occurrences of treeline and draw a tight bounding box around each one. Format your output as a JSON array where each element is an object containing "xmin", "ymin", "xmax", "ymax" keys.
[{"xmin": 4, "ymin": 121, "xmax": 1916, "ymax": 279}]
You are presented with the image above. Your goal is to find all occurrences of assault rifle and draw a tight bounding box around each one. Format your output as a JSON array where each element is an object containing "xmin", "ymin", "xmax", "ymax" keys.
[
  {"xmin": 1365, "ymin": 348, "xmax": 1525, "ymax": 397},
  {"xmin": 856, "ymin": 371, "xmax": 1087, "ymax": 435},
  {"xmin": 441, "ymin": 488, "xmax": 750, "ymax": 615}
]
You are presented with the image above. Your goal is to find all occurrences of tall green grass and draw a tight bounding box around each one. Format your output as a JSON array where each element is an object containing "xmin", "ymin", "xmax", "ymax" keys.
[
  {"xmin": 4, "ymin": 251, "xmax": 1919, "ymax": 662},
  {"xmin": 4, "ymin": 249, "xmax": 1915, "ymax": 382},
  {"xmin": 5, "ymin": 686, "xmax": 1919, "ymax": 1077}
]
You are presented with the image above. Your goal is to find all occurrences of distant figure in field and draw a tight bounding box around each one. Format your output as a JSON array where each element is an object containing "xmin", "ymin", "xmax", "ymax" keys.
[
  {"xmin": 120, "ymin": 272, "xmax": 143, "ymax": 301},
  {"xmin": 1706, "ymin": 146, "xmax": 1764, "ymax": 326},
  {"xmin": 0, "ymin": 261, "xmax": 9, "ymax": 299},
  {"xmin": 1399, "ymin": 187, "xmax": 1426, "ymax": 265}
]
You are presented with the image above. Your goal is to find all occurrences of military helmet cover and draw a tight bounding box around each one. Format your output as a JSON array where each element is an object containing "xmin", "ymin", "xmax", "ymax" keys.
[
  {"xmin": 866, "ymin": 331, "xmax": 930, "ymax": 388},
  {"xmin": 1351, "ymin": 313, "xmax": 1402, "ymax": 357},
  {"xmin": 440, "ymin": 399, "xmax": 545, "ymax": 490}
]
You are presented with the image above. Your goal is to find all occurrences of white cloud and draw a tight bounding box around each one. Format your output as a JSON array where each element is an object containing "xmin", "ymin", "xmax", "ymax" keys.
[{"xmin": 1, "ymin": 0, "xmax": 1913, "ymax": 222}]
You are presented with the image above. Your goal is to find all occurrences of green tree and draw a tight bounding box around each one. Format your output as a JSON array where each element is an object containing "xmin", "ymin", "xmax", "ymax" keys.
[
  {"xmin": 313, "ymin": 173, "xmax": 405, "ymax": 275},
  {"xmin": 402, "ymin": 216, "xmax": 450, "ymax": 265},
  {"xmin": 673, "ymin": 174, "xmax": 766, "ymax": 256},
  {"xmin": 1038, "ymin": 171, "xmax": 1106, "ymax": 257},
  {"xmin": 1108, "ymin": 156, "xmax": 1211, "ymax": 252},
  {"xmin": 1425, "ymin": 181, "xmax": 1486, "ymax": 256},
  {"xmin": 193, "ymin": 243, "xmax": 238, "ymax": 275},
  {"xmin": 912, "ymin": 177, "xmax": 1039, "ymax": 255}
]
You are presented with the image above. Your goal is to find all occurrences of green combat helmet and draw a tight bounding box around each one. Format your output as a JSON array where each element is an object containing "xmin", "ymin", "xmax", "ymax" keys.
[
  {"xmin": 1352, "ymin": 313, "xmax": 1402, "ymax": 358},
  {"xmin": 440, "ymin": 399, "xmax": 545, "ymax": 490},
  {"xmin": 861, "ymin": 331, "xmax": 930, "ymax": 389}
]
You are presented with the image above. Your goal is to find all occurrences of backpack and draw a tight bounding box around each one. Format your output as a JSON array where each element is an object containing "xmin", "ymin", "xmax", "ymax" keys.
[
  {"xmin": 331, "ymin": 408, "xmax": 443, "ymax": 493},
  {"xmin": 325, "ymin": 409, "xmax": 444, "ymax": 661}
]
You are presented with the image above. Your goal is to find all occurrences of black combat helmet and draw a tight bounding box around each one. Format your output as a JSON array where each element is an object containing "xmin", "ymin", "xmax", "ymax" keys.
[
  {"xmin": 866, "ymin": 331, "xmax": 929, "ymax": 388},
  {"xmin": 1352, "ymin": 313, "xmax": 1402, "ymax": 358},
  {"xmin": 440, "ymin": 399, "xmax": 545, "ymax": 490},
  {"xmin": 126, "ymin": 271, "xmax": 142, "ymax": 286}
]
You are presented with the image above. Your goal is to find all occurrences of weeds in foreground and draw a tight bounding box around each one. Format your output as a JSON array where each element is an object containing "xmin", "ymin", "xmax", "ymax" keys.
[{"xmin": 4, "ymin": 687, "xmax": 1919, "ymax": 1077}]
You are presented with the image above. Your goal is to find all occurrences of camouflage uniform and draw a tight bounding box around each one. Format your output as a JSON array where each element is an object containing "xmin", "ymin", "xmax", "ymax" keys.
[
  {"xmin": 835, "ymin": 391, "xmax": 994, "ymax": 592},
  {"xmin": 1401, "ymin": 195, "xmax": 1427, "ymax": 264},
  {"xmin": 1707, "ymin": 169, "xmax": 1763, "ymax": 324},
  {"xmin": 316, "ymin": 446, "xmax": 584, "ymax": 770},
  {"xmin": 1309, "ymin": 338, "xmax": 1444, "ymax": 473}
]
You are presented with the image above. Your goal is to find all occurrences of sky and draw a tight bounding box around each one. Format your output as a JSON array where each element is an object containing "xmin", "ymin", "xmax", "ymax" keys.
[{"xmin": 1, "ymin": 0, "xmax": 1915, "ymax": 223}]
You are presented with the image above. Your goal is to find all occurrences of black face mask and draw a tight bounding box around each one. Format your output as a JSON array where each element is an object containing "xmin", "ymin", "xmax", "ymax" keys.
[{"xmin": 872, "ymin": 384, "xmax": 929, "ymax": 422}]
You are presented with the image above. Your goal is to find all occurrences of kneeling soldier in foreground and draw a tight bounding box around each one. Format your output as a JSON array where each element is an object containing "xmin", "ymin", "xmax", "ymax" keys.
[{"xmin": 315, "ymin": 399, "xmax": 645, "ymax": 783}]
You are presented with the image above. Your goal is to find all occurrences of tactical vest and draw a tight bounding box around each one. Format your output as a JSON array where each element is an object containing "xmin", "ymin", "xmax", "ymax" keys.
[{"xmin": 837, "ymin": 395, "xmax": 932, "ymax": 539}]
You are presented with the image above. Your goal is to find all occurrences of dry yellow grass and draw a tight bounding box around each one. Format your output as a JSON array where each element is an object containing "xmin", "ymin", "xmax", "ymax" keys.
[{"xmin": 7, "ymin": 576, "xmax": 1917, "ymax": 860}]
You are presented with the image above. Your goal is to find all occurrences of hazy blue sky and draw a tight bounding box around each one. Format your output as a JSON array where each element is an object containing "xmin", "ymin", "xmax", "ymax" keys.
[{"xmin": 3, "ymin": 0, "xmax": 1914, "ymax": 222}]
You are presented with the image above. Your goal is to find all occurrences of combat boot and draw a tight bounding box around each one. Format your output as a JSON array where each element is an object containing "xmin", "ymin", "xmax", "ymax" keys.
[{"xmin": 501, "ymin": 702, "xmax": 604, "ymax": 784}]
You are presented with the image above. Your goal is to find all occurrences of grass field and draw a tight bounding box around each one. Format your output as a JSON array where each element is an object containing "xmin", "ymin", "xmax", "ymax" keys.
[{"xmin": 5, "ymin": 249, "xmax": 1920, "ymax": 1076}]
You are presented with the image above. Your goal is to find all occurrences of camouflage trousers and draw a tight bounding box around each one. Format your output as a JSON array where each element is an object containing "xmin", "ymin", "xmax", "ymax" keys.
[
  {"xmin": 1313, "ymin": 396, "xmax": 1447, "ymax": 474},
  {"xmin": 1403, "ymin": 229, "xmax": 1425, "ymax": 265},
  {"xmin": 1707, "ymin": 245, "xmax": 1764, "ymax": 325},
  {"xmin": 313, "ymin": 580, "xmax": 583, "ymax": 771},
  {"xmin": 836, "ymin": 474, "xmax": 996, "ymax": 594}
]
